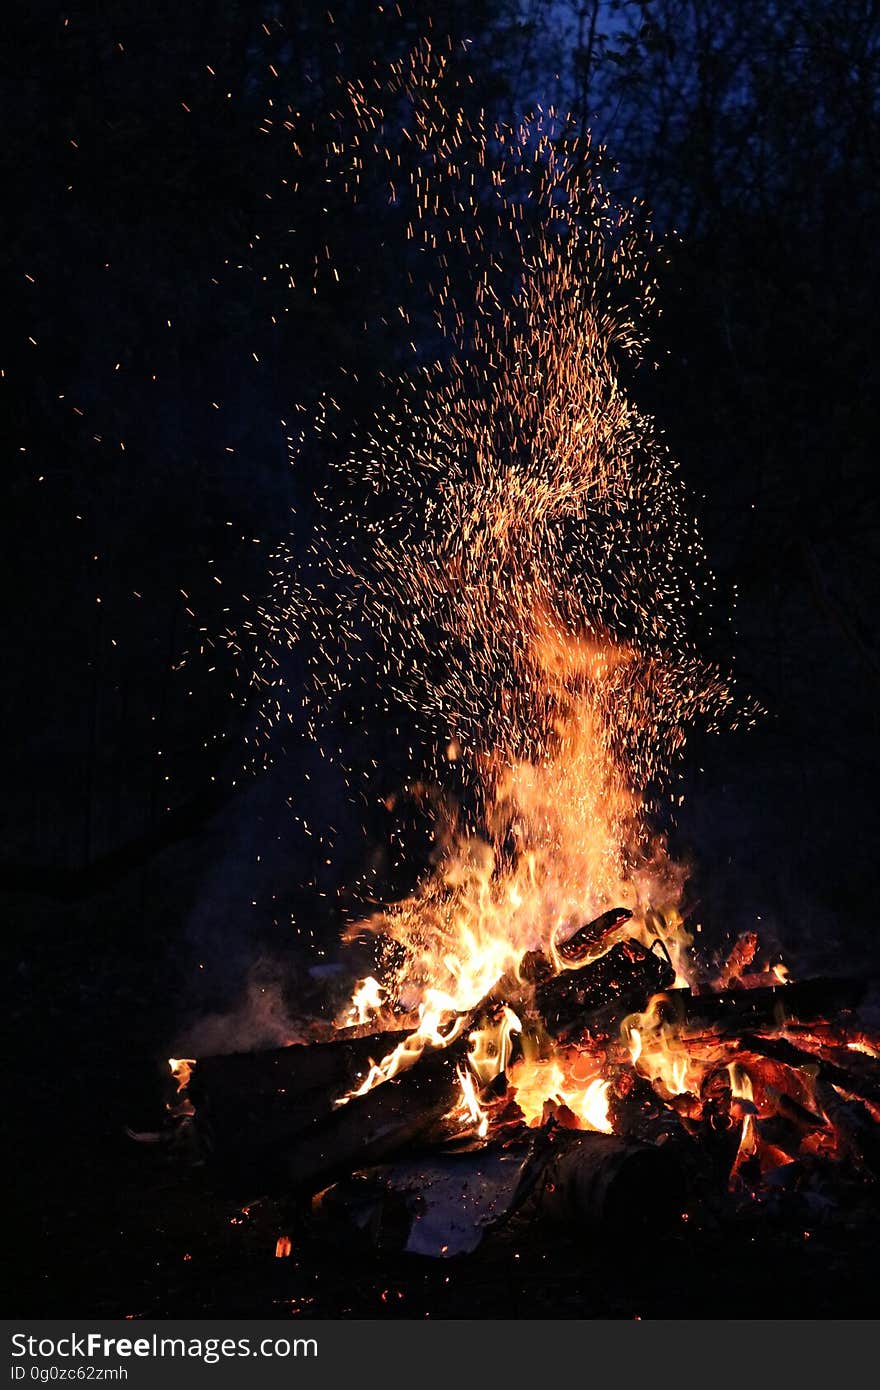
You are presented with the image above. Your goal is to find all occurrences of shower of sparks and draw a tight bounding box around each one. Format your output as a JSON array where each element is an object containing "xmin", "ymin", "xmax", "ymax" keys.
[{"xmin": 236, "ymin": 39, "xmax": 752, "ymax": 1039}]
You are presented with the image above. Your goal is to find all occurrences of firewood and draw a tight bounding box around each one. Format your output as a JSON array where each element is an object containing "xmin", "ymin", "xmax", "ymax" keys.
[
  {"xmin": 535, "ymin": 938, "xmax": 676, "ymax": 1040},
  {"xmin": 761, "ymin": 1086, "xmax": 826, "ymax": 1133},
  {"xmin": 716, "ymin": 931, "xmax": 759, "ymax": 989},
  {"xmin": 191, "ymin": 1029, "xmax": 412, "ymax": 1107},
  {"xmin": 556, "ymin": 908, "xmax": 633, "ymax": 964},
  {"xmin": 529, "ymin": 1130, "xmax": 686, "ymax": 1232},
  {"xmin": 606, "ymin": 1067, "xmax": 685, "ymax": 1144},
  {"xmin": 517, "ymin": 908, "xmax": 633, "ymax": 986},
  {"xmin": 204, "ymin": 932, "xmax": 673, "ymax": 1164},
  {"xmin": 279, "ymin": 1036, "xmax": 471, "ymax": 1192},
  {"xmin": 189, "ymin": 1030, "xmax": 412, "ymax": 1173},
  {"xmin": 193, "ymin": 1024, "xmax": 472, "ymax": 1191},
  {"xmin": 653, "ymin": 976, "xmax": 868, "ymax": 1034},
  {"xmin": 814, "ymin": 1081, "xmax": 880, "ymax": 1177},
  {"xmin": 738, "ymin": 1032, "xmax": 880, "ymax": 1107}
]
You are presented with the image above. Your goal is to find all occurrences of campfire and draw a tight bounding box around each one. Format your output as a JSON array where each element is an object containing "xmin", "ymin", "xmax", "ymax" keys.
[
  {"xmin": 172, "ymin": 901, "xmax": 880, "ymax": 1258},
  {"xmin": 160, "ymin": 43, "xmax": 880, "ymax": 1264}
]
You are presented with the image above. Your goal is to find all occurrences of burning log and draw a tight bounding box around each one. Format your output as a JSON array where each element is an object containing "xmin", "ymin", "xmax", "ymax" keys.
[
  {"xmin": 184, "ymin": 946, "xmax": 879, "ymax": 1210},
  {"xmin": 191, "ymin": 1029, "xmax": 413, "ymax": 1106},
  {"xmin": 278, "ymin": 1036, "xmax": 471, "ymax": 1192},
  {"xmin": 556, "ymin": 908, "xmax": 634, "ymax": 965},
  {"xmin": 761, "ymin": 1088, "xmax": 826, "ymax": 1134},
  {"xmin": 189, "ymin": 931, "xmax": 674, "ymax": 1182},
  {"xmin": 606, "ymin": 1066, "xmax": 685, "ymax": 1145},
  {"xmin": 192, "ymin": 1030, "xmax": 471, "ymax": 1192},
  {"xmin": 189, "ymin": 1030, "xmax": 412, "ymax": 1175},
  {"xmin": 655, "ymin": 975, "xmax": 868, "ymax": 1034},
  {"xmin": 518, "ymin": 908, "xmax": 634, "ymax": 986},
  {"xmin": 814, "ymin": 1081, "xmax": 880, "ymax": 1177},
  {"xmin": 738, "ymin": 1032, "xmax": 880, "ymax": 1107},
  {"xmin": 716, "ymin": 931, "xmax": 759, "ymax": 989},
  {"xmin": 535, "ymin": 938, "xmax": 676, "ymax": 1041}
]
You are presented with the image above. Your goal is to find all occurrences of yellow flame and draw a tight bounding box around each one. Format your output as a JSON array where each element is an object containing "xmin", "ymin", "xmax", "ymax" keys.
[
  {"xmin": 728, "ymin": 1061, "xmax": 758, "ymax": 1162},
  {"xmin": 507, "ymin": 1056, "xmax": 612, "ymax": 1133},
  {"xmin": 452, "ymin": 1064, "xmax": 489, "ymax": 1138},
  {"xmin": 344, "ymin": 656, "xmax": 693, "ymax": 1038},
  {"xmin": 338, "ymin": 1001, "xmax": 466, "ymax": 1104},
  {"xmin": 467, "ymin": 1006, "xmax": 522, "ymax": 1088},
  {"xmin": 343, "ymin": 975, "xmax": 385, "ymax": 1027},
  {"xmin": 622, "ymin": 998, "xmax": 696, "ymax": 1097},
  {"xmin": 168, "ymin": 1058, "xmax": 195, "ymax": 1093}
]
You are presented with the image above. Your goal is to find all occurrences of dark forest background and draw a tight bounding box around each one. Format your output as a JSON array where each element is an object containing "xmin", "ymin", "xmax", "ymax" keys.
[{"xmin": 4, "ymin": 0, "xmax": 879, "ymax": 1095}]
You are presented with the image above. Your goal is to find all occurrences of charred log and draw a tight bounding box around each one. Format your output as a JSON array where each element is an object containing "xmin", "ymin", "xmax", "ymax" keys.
[
  {"xmin": 815, "ymin": 1081, "xmax": 880, "ymax": 1178},
  {"xmin": 606, "ymin": 1066, "xmax": 684, "ymax": 1144},
  {"xmin": 279, "ymin": 1037, "xmax": 470, "ymax": 1192},
  {"xmin": 193, "ymin": 1028, "xmax": 470, "ymax": 1192},
  {"xmin": 190, "ymin": 1029, "xmax": 412, "ymax": 1107},
  {"xmin": 651, "ymin": 976, "xmax": 868, "ymax": 1034},
  {"xmin": 518, "ymin": 908, "xmax": 633, "ymax": 985},
  {"xmin": 535, "ymin": 938, "xmax": 676, "ymax": 1041},
  {"xmin": 189, "ymin": 1030, "xmax": 412, "ymax": 1174},
  {"xmin": 716, "ymin": 932, "xmax": 759, "ymax": 989},
  {"xmin": 557, "ymin": 908, "xmax": 634, "ymax": 965}
]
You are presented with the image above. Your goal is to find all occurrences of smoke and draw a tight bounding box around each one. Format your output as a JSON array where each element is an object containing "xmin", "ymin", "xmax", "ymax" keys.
[{"xmin": 175, "ymin": 960, "xmax": 304, "ymax": 1057}]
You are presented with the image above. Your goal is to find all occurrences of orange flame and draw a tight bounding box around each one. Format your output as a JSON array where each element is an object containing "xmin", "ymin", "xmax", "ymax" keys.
[
  {"xmin": 168, "ymin": 1058, "xmax": 195, "ymax": 1094},
  {"xmin": 728, "ymin": 1062, "xmax": 758, "ymax": 1172}
]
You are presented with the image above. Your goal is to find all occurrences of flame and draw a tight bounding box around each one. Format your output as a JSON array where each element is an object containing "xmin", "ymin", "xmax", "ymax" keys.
[
  {"xmin": 728, "ymin": 1062, "xmax": 758, "ymax": 1168},
  {"xmin": 467, "ymin": 1006, "xmax": 522, "ymax": 1088},
  {"xmin": 450, "ymin": 1065, "xmax": 490, "ymax": 1138},
  {"xmin": 344, "ymin": 642, "xmax": 695, "ymax": 1039},
  {"xmin": 245, "ymin": 43, "xmax": 750, "ymax": 1144},
  {"xmin": 622, "ymin": 998, "xmax": 698, "ymax": 1098},
  {"xmin": 338, "ymin": 1004, "xmax": 466, "ymax": 1105},
  {"xmin": 579, "ymin": 1078, "xmax": 613, "ymax": 1133},
  {"xmin": 335, "ymin": 638, "xmax": 696, "ymax": 1114},
  {"xmin": 343, "ymin": 975, "xmax": 385, "ymax": 1028},
  {"xmin": 507, "ymin": 1056, "xmax": 612, "ymax": 1132},
  {"xmin": 154, "ymin": 42, "xmax": 880, "ymax": 1202},
  {"xmin": 168, "ymin": 1058, "xmax": 195, "ymax": 1093}
]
